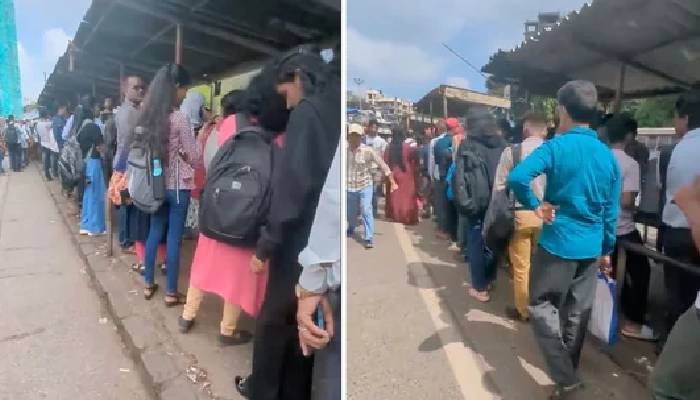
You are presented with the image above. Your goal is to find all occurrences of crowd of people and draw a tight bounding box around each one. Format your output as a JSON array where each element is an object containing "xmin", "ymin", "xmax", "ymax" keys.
[
  {"xmin": 20, "ymin": 45, "xmax": 341, "ymax": 400},
  {"xmin": 0, "ymin": 115, "xmax": 39, "ymax": 173},
  {"xmin": 348, "ymin": 81, "xmax": 700, "ymax": 399}
]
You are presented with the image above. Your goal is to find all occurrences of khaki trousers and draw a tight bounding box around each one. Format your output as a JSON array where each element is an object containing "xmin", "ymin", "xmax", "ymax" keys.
[
  {"xmin": 508, "ymin": 210, "xmax": 542, "ymax": 318},
  {"xmin": 182, "ymin": 287, "xmax": 242, "ymax": 335}
]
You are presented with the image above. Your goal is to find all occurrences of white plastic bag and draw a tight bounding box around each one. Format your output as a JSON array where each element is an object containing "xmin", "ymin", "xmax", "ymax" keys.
[{"xmin": 588, "ymin": 272, "xmax": 619, "ymax": 345}]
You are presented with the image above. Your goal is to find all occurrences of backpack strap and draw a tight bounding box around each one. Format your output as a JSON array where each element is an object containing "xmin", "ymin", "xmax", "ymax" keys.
[{"xmin": 511, "ymin": 143, "xmax": 522, "ymax": 168}]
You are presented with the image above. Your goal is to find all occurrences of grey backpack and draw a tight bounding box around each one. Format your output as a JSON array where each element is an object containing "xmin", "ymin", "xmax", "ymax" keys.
[{"xmin": 127, "ymin": 127, "xmax": 166, "ymax": 213}]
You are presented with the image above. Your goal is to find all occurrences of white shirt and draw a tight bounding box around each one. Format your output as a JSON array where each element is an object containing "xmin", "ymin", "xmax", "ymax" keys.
[
  {"xmin": 663, "ymin": 128, "xmax": 700, "ymax": 228},
  {"xmin": 429, "ymin": 133, "xmax": 447, "ymax": 181},
  {"xmin": 37, "ymin": 120, "xmax": 57, "ymax": 152},
  {"xmin": 365, "ymin": 135, "xmax": 387, "ymax": 169},
  {"xmin": 612, "ymin": 148, "xmax": 640, "ymax": 235},
  {"xmin": 62, "ymin": 114, "xmax": 74, "ymax": 140},
  {"xmin": 298, "ymin": 144, "xmax": 341, "ymax": 293}
]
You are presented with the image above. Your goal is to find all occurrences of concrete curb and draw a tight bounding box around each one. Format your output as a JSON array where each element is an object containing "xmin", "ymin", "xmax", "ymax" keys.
[{"xmin": 38, "ymin": 164, "xmax": 215, "ymax": 400}]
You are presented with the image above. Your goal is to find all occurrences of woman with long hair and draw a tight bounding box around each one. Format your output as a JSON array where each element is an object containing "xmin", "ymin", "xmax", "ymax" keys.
[
  {"xmin": 384, "ymin": 128, "xmax": 420, "ymax": 225},
  {"xmin": 77, "ymin": 108, "xmax": 106, "ymax": 236},
  {"xmin": 136, "ymin": 64, "xmax": 201, "ymax": 306},
  {"xmin": 178, "ymin": 84, "xmax": 273, "ymax": 346}
]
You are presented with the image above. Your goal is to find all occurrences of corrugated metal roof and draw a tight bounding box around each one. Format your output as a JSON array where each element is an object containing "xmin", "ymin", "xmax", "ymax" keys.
[
  {"xmin": 38, "ymin": 0, "xmax": 340, "ymax": 107},
  {"xmin": 482, "ymin": 0, "xmax": 700, "ymax": 99}
]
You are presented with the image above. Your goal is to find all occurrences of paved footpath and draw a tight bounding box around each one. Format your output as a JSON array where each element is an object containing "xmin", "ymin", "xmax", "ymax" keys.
[
  {"xmin": 348, "ymin": 215, "xmax": 653, "ymax": 400},
  {"xmin": 0, "ymin": 168, "xmax": 150, "ymax": 400}
]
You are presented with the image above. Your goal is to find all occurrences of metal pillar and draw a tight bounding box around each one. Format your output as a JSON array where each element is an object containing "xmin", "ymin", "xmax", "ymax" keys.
[
  {"xmin": 175, "ymin": 23, "xmax": 183, "ymax": 64},
  {"xmin": 613, "ymin": 63, "xmax": 626, "ymax": 113},
  {"xmin": 442, "ymin": 91, "xmax": 448, "ymax": 118}
]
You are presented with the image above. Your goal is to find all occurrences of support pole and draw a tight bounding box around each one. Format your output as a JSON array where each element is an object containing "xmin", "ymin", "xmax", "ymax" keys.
[
  {"xmin": 119, "ymin": 64, "xmax": 125, "ymax": 102},
  {"xmin": 442, "ymin": 91, "xmax": 448, "ymax": 118},
  {"xmin": 613, "ymin": 63, "xmax": 626, "ymax": 113},
  {"xmin": 175, "ymin": 23, "xmax": 183, "ymax": 64}
]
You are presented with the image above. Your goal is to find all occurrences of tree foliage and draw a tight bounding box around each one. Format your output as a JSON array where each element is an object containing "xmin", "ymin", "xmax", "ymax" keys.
[{"xmin": 622, "ymin": 96, "xmax": 676, "ymax": 127}]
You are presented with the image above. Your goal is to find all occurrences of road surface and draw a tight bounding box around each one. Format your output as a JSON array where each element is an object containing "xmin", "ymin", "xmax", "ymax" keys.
[{"xmin": 0, "ymin": 167, "xmax": 151, "ymax": 400}]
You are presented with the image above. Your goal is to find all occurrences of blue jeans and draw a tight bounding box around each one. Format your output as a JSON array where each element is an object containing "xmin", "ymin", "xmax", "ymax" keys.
[
  {"xmin": 467, "ymin": 219, "xmax": 496, "ymax": 291},
  {"xmin": 118, "ymin": 204, "xmax": 132, "ymax": 248},
  {"xmin": 144, "ymin": 190, "xmax": 190, "ymax": 294},
  {"xmin": 347, "ymin": 186, "xmax": 374, "ymax": 242}
]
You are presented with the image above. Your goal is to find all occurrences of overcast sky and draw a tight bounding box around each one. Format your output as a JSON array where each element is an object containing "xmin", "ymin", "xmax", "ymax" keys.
[
  {"xmin": 347, "ymin": 0, "xmax": 588, "ymax": 102},
  {"xmin": 15, "ymin": 0, "xmax": 90, "ymax": 104}
]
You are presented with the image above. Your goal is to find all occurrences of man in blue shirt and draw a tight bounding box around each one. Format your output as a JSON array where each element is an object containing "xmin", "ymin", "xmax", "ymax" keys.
[
  {"xmin": 51, "ymin": 104, "xmax": 68, "ymax": 152},
  {"xmin": 434, "ymin": 118, "xmax": 457, "ymax": 240},
  {"xmin": 507, "ymin": 80, "xmax": 620, "ymax": 399}
]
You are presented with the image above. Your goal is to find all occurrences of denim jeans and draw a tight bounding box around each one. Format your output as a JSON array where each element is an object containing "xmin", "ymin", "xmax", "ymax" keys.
[
  {"xmin": 42, "ymin": 147, "xmax": 54, "ymax": 179},
  {"xmin": 118, "ymin": 204, "xmax": 132, "ymax": 249},
  {"xmin": 8, "ymin": 143, "xmax": 21, "ymax": 171},
  {"xmin": 0, "ymin": 152, "xmax": 5, "ymax": 172},
  {"xmin": 347, "ymin": 185, "xmax": 374, "ymax": 242},
  {"xmin": 467, "ymin": 219, "xmax": 496, "ymax": 291},
  {"xmin": 144, "ymin": 190, "xmax": 190, "ymax": 294}
]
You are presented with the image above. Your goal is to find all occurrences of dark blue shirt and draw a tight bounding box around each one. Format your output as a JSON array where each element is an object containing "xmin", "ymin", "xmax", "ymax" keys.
[
  {"xmin": 507, "ymin": 126, "xmax": 621, "ymax": 259},
  {"xmin": 51, "ymin": 115, "xmax": 66, "ymax": 149},
  {"xmin": 434, "ymin": 132, "xmax": 453, "ymax": 180}
]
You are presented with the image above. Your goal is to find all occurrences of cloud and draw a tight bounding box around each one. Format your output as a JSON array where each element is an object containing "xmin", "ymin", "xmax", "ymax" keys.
[
  {"xmin": 17, "ymin": 42, "xmax": 42, "ymax": 105},
  {"xmin": 348, "ymin": 28, "xmax": 446, "ymax": 84},
  {"xmin": 42, "ymin": 28, "xmax": 71, "ymax": 61},
  {"xmin": 446, "ymin": 76, "xmax": 470, "ymax": 89}
]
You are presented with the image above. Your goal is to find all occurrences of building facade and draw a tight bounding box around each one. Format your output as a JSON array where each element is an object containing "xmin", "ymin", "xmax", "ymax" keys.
[{"xmin": 0, "ymin": 0, "xmax": 22, "ymax": 117}]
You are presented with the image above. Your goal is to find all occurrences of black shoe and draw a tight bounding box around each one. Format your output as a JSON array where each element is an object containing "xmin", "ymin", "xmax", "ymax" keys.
[
  {"xmin": 505, "ymin": 306, "xmax": 529, "ymax": 322},
  {"xmin": 548, "ymin": 382, "xmax": 583, "ymax": 400},
  {"xmin": 364, "ymin": 240, "xmax": 373, "ymax": 249},
  {"xmin": 234, "ymin": 375, "xmax": 250, "ymax": 398},
  {"xmin": 178, "ymin": 316, "xmax": 194, "ymax": 333},
  {"xmin": 219, "ymin": 330, "xmax": 252, "ymax": 346}
]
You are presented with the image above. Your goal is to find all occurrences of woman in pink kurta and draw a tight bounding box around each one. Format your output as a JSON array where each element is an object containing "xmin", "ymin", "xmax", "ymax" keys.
[{"xmin": 179, "ymin": 90, "xmax": 271, "ymax": 345}]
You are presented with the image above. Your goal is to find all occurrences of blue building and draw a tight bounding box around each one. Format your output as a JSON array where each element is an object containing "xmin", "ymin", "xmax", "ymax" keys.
[{"xmin": 0, "ymin": 0, "xmax": 22, "ymax": 117}]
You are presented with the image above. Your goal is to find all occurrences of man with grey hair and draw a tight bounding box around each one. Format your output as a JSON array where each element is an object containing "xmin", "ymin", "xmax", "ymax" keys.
[{"xmin": 507, "ymin": 80, "xmax": 621, "ymax": 399}]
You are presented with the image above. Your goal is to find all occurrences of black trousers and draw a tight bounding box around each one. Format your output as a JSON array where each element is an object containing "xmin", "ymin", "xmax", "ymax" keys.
[
  {"xmin": 662, "ymin": 228, "xmax": 700, "ymax": 338},
  {"xmin": 611, "ymin": 230, "xmax": 651, "ymax": 325},
  {"xmin": 8, "ymin": 143, "xmax": 21, "ymax": 171},
  {"xmin": 250, "ymin": 248, "xmax": 313, "ymax": 400}
]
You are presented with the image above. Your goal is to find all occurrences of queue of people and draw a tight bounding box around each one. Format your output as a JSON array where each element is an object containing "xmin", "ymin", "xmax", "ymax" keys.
[
  {"xmin": 353, "ymin": 81, "xmax": 699, "ymax": 399},
  {"xmin": 25, "ymin": 44, "xmax": 341, "ymax": 400}
]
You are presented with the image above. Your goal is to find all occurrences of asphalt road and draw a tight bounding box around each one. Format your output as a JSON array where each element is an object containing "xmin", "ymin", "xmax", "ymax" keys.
[
  {"xmin": 0, "ymin": 167, "xmax": 150, "ymax": 400},
  {"xmin": 348, "ymin": 214, "xmax": 650, "ymax": 400}
]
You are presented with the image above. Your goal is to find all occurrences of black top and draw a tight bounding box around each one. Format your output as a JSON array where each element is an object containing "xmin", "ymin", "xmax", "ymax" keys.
[
  {"xmin": 77, "ymin": 121, "xmax": 104, "ymax": 159},
  {"xmin": 255, "ymin": 80, "xmax": 341, "ymax": 262}
]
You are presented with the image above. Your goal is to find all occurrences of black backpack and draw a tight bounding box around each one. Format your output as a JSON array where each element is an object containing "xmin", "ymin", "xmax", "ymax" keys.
[
  {"xmin": 454, "ymin": 141, "xmax": 492, "ymax": 217},
  {"xmin": 199, "ymin": 127, "xmax": 274, "ymax": 246},
  {"xmin": 4, "ymin": 125, "xmax": 18, "ymax": 144},
  {"xmin": 482, "ymin": 144, "xmax": 522, "ymax": 253}
]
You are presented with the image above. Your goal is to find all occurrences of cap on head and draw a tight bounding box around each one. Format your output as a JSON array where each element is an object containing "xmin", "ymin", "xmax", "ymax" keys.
[{"xmin": 348, "ymin": 122, "xmax": 364, "ymax": 136}]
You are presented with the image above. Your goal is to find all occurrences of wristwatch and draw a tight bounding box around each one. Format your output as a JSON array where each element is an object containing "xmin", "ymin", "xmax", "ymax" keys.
[{"xmin": 295, "ymin": 284, "xmax": 321, "ymax": 299}]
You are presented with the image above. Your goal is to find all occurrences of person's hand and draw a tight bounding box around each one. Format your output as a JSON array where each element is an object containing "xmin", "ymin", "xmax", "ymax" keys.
[
  {"xmin": 297, "ymin": 294, "xmax": 334, "ymax": 356},
  {"xmin": 250, "ymin": 255, "xmax": 265, "ymax": 274},
  {"xmin": 535, "ymin": 202, "xmax": 558, "ymax": 224},
  {"xmin": 599, "ymin": 255, "xmax": 612, "ymax": 278},
  {"xmin": 674, "ymin": 176, "xmax": 700, "ymax": 213},
  {"xmin": 390, "ymin": 180, "xmax": 399, "ymax": 193}
]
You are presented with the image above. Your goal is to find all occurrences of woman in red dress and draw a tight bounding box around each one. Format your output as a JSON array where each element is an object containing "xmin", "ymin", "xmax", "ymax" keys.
[{"xmin": 384, "ymin": 129, "xmax": 420, "ymax": 225}]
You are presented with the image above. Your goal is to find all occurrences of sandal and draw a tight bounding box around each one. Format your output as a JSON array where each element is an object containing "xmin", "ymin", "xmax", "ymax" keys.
[
  {"xmin": 164, "ymin": 293, "xmax": 186, "ymax": 307},
  {"xmin": 468, "ymin": 287, "xmax": 490, "ymax": 302},
  {"xmin": 219, "ymin": 330, "xmax": 253, "ymax": 346},
  {"xmin": 131, "ymin": 263, "xmax": 144, "ymax": 274},
  {"xmin": 144, "ymin": 284, "xmax": 159, "ymax": 300},
  {"xmin": 234, "ymin": 375, "xmax": 250, "ymax": 398}
]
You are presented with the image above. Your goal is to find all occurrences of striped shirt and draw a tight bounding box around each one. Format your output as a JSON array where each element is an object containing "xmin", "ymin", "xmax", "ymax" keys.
[{"xmin": 347, "ymin": 144, "xmax": 391, "ymax": 192}]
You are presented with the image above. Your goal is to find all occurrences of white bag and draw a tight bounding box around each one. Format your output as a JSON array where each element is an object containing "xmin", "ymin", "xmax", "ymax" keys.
[{"xmin": 588, "ymin": 272, "xmax": 619, "ymax": 345}]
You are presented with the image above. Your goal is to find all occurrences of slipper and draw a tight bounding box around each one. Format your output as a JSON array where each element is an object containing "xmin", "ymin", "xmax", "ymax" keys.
[
  {"xmin": 144, "ymin": 284, "xmax": 159, "ymax": 300},
  {"xmin": 219, "ymin": 330, "xmax": 253, "ymax": 346},
  {"xmin": 622, "ymin": 325, "xmax": 659, "ymax": 341},
  {"xmin": 468, "ymin": 288, "xmax": 490, "ymax": 302},
  {"xmin": 164, "ymin": 293, "xmax": 186, "ymax": 308}
]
